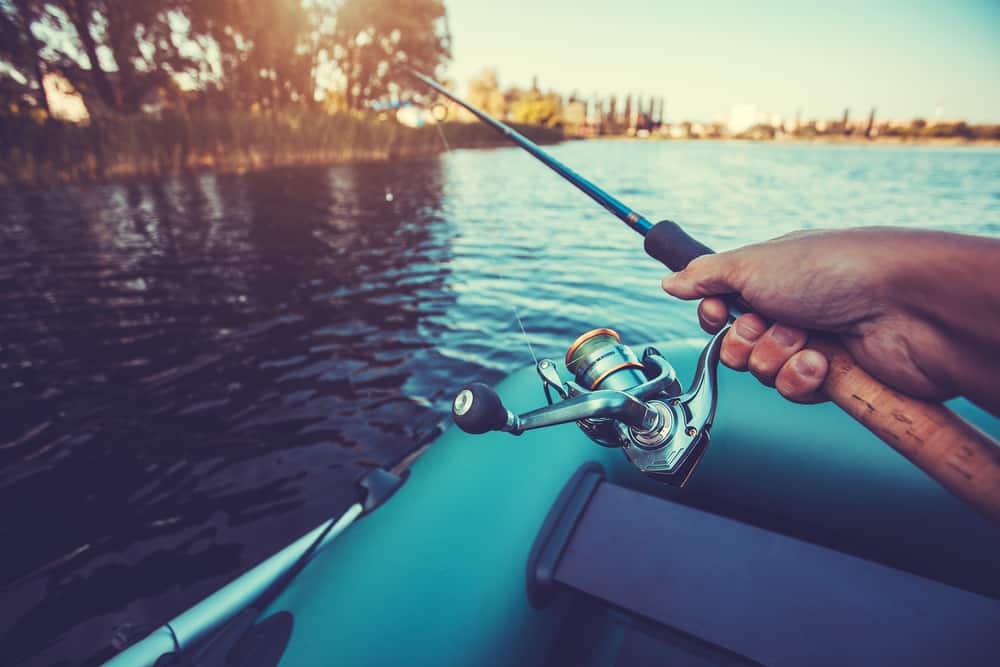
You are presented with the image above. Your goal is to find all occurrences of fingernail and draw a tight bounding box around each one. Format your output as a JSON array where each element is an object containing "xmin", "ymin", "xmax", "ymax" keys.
[
  {"xmin": 770, "ymin": 325, "xmax": 801, "ymax": 347},
  {"xmin": 794, "ymin": 352, "xmax": 822, "ymax": 377},
  {"xmin": 703, "ymin": 312, "xmax": 723, "ymax": 328},
  {"xmin": 734, "ymin": 318, "xmax": 765, "ymax": 340},
  {"xmin": 661, "ymin": 275, "xmax": 674, "ymax": 291}
]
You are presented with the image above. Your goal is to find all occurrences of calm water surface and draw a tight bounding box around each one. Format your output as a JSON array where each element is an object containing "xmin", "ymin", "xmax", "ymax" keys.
[{"xmin": 2, "ymin": 140, "xmax": 999, "ymax": 664}]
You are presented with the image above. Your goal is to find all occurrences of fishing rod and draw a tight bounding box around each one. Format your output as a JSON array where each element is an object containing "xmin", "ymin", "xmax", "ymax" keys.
[
  {"xmin": 410, "ymin": 71, "xmax": 652, "ymax": 234},
  {"xmin": 410, "ymin": 68, "xmax": 1000, "ymax": 520},
  {"xmin": 408, "ymin": 68, "xmax": 715, "ymax": 278}
]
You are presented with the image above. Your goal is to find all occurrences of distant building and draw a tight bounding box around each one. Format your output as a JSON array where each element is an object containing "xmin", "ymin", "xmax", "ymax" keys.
[
  {"xmin": 928, "ymin": 117, "xmax": 964, "ymax": 127},
  {"xmin": 728, "ymin": 104, "xmax": 757, "ymax": 135},
  {"xmin": 563, "ymin": 99, "xmax": 587, "ymax": 126}
]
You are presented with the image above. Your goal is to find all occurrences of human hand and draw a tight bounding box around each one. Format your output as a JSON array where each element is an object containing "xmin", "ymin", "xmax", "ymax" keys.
[{"xmin": 661, "ymin": 228, "xmax": 979, "ymax": 406}]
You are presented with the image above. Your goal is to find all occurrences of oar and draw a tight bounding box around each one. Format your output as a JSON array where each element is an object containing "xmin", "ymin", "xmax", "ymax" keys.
[{"xmin": 410, "ymin": 68, "xmax": 1000, "ymax": 522}]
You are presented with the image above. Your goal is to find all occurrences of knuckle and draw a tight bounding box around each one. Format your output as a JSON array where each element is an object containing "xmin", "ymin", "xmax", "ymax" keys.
[
  {"xmin": 698, "ymin": 301, "xmax": 727, "ymax": 332},
  {"xmin": 732, "ymin": 314, "xmax": 766, "ymax": 341},
  {"xmin": 775, "ymin": 375, "xmax": 807, "ymax": 401},
  {"xmin": 720, "ymin": 330, "xmax": 752, "ymax": 368},
  {"xmin": 748, "ymin": 356, "xmax": 777, "ymax": 386},
  {"xmin": 775, "ymin": 356, "xmax": 825, "ymax": 403},
  {"xmin": 792, "ymin": 349, "xmax": 828, "ymax": 381},
  {"xmin": 768, "ymin": 324, "xmax": 806, "ymax": 348},
  {"xmin": 719, "ymin": 345, "xmax": 740, "ymax": 370},
  {"xmin": 687, "ymin": 254, "xmax": 711, "ymax": 271}
]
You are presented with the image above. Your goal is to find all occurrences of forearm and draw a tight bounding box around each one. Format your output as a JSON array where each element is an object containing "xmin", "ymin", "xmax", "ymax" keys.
[
  {"xmin": 890, "ymin": 230, "xmax": 1000, "ymax": 342},
  {"xmin": 887, "ymin": 230, "xmax": 1000, "ymax": 413}
]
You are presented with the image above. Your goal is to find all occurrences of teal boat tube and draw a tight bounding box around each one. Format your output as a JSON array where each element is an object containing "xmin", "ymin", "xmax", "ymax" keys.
[
  {"xmin": 103, "ymin": 503, "xmax": 364, "ymax": 667},
  {"xmin": 106, "ymin": 338, "xmax": 1000, "ymax": 667}
]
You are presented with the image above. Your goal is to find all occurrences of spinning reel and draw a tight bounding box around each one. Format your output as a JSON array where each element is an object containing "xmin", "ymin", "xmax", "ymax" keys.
[{"xmin": 452, "ymin": 327, "xmax": 727, "ymax": 486}]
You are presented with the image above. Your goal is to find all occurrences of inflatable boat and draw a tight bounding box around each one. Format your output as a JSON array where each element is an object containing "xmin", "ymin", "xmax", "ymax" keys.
[
  {"xmin": 105, "ymin": 336, "xmax": 1000, "ymax": 667},
  {"xmin": 106, "ymin": 72, "xmax": 1000, "ymax": 667}
]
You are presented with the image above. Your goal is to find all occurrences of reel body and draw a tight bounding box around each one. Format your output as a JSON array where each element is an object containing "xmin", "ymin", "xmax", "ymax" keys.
[{"xmin": 452, "ymin": 327, "xmax": 727, "ymax": 486}]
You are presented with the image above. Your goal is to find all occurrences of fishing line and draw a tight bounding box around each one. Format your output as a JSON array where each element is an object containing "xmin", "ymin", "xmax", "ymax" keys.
[
  {"xmin": 434, "ymin": 120, "xmax": 451, "ymax": 153},
  {"xmin": 513, "ymin": 307, "xmax": 539, "ymax": 366}
]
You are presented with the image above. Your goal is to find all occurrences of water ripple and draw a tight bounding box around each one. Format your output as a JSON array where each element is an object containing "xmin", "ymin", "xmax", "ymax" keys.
[{"xmin": 1, "ymin": 141, "xmax": 999, "ymax": 665}]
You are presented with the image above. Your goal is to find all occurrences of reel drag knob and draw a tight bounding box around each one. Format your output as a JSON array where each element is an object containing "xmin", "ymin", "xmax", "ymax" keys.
[{"xmin": 452, "ymin": 383, "xmax": 509, "ymax": 434}]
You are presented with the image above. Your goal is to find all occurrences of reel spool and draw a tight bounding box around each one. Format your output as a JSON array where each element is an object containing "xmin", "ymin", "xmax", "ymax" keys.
[
  {"xmin": 565, "ymin": 328, "xmax": 647, "ymax": 392},
  {"xmin": 452, "ymin": 326, "xmax": 728, "ymax": 486}
]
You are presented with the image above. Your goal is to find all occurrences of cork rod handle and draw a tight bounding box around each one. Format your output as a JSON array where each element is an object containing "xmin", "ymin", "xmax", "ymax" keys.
[{"xmin": 810, "ymin": 338, "xmax": 1000, "ymax": 521}]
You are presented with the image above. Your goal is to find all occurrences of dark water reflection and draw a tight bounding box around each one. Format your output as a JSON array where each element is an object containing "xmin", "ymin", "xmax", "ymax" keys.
[
  {"xmin": 1, "ymin": 162, "xmax": 458, "ymax": 665},
  {"xmin": 2, "ymin": 141, "xmax": 1000, "ymax": 665}
]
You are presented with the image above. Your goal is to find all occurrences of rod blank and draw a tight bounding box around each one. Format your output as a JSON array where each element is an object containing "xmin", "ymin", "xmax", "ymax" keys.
[{"xmin": 408, "ymin": 68, "xmax": 653, "ymax": 235}]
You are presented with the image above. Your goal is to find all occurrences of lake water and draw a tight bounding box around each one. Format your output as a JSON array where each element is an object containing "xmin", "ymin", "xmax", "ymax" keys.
[{"xmin": 2, "ymin": 139, "xmax": 999, "ymax": 665}]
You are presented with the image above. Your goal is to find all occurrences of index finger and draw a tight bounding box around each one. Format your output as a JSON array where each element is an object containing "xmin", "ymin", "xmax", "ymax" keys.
[{"xmin": 697, "ymin": 297, "xmax": 730, "ymax": 333}]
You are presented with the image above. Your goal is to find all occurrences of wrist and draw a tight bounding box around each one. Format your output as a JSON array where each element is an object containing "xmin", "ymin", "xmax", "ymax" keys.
[
  {"xmin": 882, "ymin": 229, "xmax": 1000, "ymax": 344},
  {"xmin": 830, "ymin": 227, "xmax": 918, "ymax": 320}
]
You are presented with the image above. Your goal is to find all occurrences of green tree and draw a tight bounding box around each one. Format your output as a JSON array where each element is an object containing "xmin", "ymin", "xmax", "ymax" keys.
[
  {"xmin": 467, "ymin": 67, "xmax": 504, "ymax": 118},
  {"xmin": 2, "ymin": 0, "xmax": 452, "ymax": 118},
  {"xmin": 188, "ymin": 0, "xmax": 316, "ymax": 111},
  {"xmin": 0, "ymin": 0, "xmax": 205, "ymax": 115},
  {"xmin": 45, "ymin": 0, "xmax": 201, "ymax": 113},
  {"xmin": 510, "ymin": 88, "xmax": 562, "ymax": 127},
  {"xmin": 329, "ymin": 0, "xmax": 451, "ymax": 110},
  {"xmin": 1, "ymin": 1, "xmax": 51, "ymax": 113}
]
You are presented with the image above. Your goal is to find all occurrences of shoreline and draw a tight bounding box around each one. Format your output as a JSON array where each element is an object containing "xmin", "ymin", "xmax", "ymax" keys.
[
  {"xmin": 0, "ymin": 115, "xmax": 564, "ymax": 188},
  {"xmin": 593, "ymin": 134, "xmax": 1000, "ymax": 148},
  {"xmin": 3, "ymin": 120, "xmax": 996, "ymax": 189}
]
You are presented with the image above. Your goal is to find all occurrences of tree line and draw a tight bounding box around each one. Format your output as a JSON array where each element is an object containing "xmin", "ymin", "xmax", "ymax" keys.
[
  {"xmin": 0, "ymin": 0, "xmax": 451, "ymax": 118},
  {"xmin": 466, "ymin": 68, "xmax": 666, "ymax": 134}
]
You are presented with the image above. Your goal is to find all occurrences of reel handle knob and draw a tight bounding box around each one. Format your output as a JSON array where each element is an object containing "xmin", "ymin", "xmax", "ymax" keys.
[{"xmin": 452, "ymin": 383, "xmax": 508, "ymax": 434}]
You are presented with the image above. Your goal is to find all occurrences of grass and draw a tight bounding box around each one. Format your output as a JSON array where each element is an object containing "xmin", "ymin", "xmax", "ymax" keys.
[{"xmin": 0, "ymin": 110, "xmax": 565, "ymax": 186}]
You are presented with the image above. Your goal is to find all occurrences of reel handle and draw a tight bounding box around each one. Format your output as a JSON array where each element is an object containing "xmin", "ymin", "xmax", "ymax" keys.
[
  {"xmin": 452, "ymin": 383, "xmax": 508, "ymax": 434},
  {"xmin": 646, "ymin": 219, "xmax": 1000, "ymax": 521}
]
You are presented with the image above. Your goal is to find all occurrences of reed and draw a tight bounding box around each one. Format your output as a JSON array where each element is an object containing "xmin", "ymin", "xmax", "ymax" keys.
[{"xmin": 0, "ymin": 110, "xmax": 564, "ymax": 186}]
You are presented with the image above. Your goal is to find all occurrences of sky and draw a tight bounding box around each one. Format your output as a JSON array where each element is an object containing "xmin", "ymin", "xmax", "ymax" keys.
[{"xmin": 445, "ymin": 0, "xmax": 1000, "ymax": 123}]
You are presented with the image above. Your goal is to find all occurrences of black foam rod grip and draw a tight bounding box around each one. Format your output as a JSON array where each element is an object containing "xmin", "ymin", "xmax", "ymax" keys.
[
  {"xmin": 452, "ymin": 383, "xmax": 508, "ymax": 434},
  {"xmin": 645, "ymin": 219, "xmax": 748, "ymax": 318},
  {"xmin": 643, "ymin": 219, "xmax": 715, "ymax": 272}
]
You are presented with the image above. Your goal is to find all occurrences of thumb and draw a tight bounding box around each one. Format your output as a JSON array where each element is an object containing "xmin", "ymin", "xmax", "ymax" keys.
[{"xmin": 660, "ymin": 252, "xmax": 741, "ymax": 300}]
